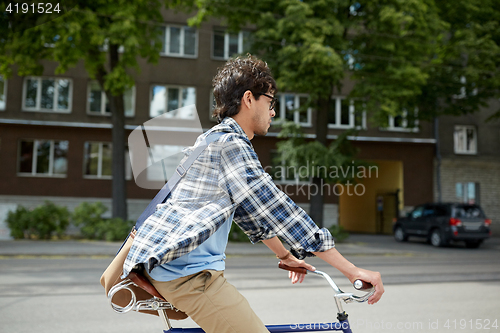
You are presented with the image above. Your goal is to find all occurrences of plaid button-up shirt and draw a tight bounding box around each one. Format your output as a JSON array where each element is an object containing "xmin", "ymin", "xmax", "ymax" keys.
[{"xmin": 122, "ymin": 117, "xmax": 335, "ymax": 278}]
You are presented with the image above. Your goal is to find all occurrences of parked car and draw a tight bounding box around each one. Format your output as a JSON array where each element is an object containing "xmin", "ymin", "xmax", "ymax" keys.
[{"xmin": 393, "ymin": 203, "xmax": 491, "ymax": 248}]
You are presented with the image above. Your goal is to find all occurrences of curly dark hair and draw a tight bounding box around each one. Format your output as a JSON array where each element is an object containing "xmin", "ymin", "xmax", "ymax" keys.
[{"xmin": 212, "ymin": 55, "xmax": 277, "ymax": 122}]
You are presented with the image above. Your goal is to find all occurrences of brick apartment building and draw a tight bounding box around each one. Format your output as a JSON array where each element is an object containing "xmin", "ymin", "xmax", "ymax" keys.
[{"xmin": 3, "ymin": 10, "xmax": 495, "ymax": 238}]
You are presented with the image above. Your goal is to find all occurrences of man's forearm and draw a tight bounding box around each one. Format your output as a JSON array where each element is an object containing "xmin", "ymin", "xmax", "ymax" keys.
[
  {"xmin": 262, "ymin": 236, "xmax": 289, "ymax": 258},
  {"xmin": 312, "ymin": 248, "xmax": 357, "ymax": 281}
]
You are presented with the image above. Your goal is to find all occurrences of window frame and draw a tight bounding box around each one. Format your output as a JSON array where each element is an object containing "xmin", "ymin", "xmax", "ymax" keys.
[
  {"xmin": 22, "ymin": 76, "xmax": 73, "ymax": 113},
  {"xmin": 383, "ymin": 108, "xmax": 419, "ymax": 133},
  {"xmin": 0, "ymin": 75, "xmax": 7, "ymax": 111},
  {"xmin": 86, "ymin": 81, "xmax": 135, "ymax": 117},
  {"xmin": 83, "ymin": 141, "xmax": 132, "ymax": 180},
  {"xmin": 328, "ymin": 96, "xmax": 366, "ymax": 129},
  {"xmin": 149, "ymin": 84, "xmax": 197, "ymax": 119},
  {"xmin": 160, "ymin": 24, "xmax": 198, "ymax": 58},
  {"xmin": 17, "ymin": 139, "xmax": 69, "ymax": 178},
  {"xmin": 274, "ymin": 93, "xmax": 313, "ymax": 127},
  {"xmin": 454, "ymin": 125, "xmax": 477, "ymax": 155},
  {"xmin": 211, "ymin": 29, "xmax": 250, "ymax": 60}
]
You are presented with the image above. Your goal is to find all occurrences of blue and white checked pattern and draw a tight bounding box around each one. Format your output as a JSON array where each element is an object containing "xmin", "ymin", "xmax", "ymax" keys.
[{"xmin": 122, "ymin": 117, "xmax": 335, "ymax": 278}]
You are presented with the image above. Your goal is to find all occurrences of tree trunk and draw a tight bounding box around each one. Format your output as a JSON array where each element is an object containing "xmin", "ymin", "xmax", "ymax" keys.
[
  {"xmin": 108, "ymin": 44, "xmax": 128, "ymax": 221},
  {"xmin": 309, "ymin": 96, "xmax": 330, "ymax": 228}
]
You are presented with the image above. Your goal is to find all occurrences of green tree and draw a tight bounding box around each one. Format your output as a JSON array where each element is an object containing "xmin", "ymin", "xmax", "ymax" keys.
[
  {"xmin": 417, "ymin": 0, "xmax": 500, "ymax": 121},
  {"xmin": 0, "ymin": 1, "xmax": 176, "ymax": 220},
  {"xmin": 192, "ymin": 0, "xmax": 445, "ymax": 226}
]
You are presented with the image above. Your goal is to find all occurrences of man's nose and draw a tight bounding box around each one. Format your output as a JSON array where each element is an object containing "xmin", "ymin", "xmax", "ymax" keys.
[{"xmin": 270, "ymin": 109, "xmax": 276, "ymax": 118}]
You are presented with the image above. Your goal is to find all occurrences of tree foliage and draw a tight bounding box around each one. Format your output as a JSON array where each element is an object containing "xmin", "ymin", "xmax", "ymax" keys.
[
  {"xmin": 191, "ymin": 0, "xmax": 500, "ymax": 226},
  {"xmin": 0, "ymin": 0, "xmax": 175, "ymax": 219}
]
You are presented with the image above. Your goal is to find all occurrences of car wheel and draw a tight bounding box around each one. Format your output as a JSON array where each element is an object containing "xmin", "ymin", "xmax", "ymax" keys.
[
  {"xmin": 465, "ymin": 240, "xmax": 482, "ymax": 249},
  {"xmin": 394, "ymin": 226, "xmax": 408, "ymax": 242},
  {"xmin": 430, "ymin": 229, "xmax": 446, "ymax": 247}
]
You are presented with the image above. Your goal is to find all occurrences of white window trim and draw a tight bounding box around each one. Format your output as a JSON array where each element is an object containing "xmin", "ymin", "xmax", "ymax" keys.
[
  {"xmin": 0, "ymin": 75, "xmax": 6, "ymax": 111},
  {"xmin": 328, "ymin": 96, "xmax": 366, "ymax": 130},
  {"xmin": 17, "ymin": 139, "xmax": 68, "ymax": 178},
  {"xmin": 83, "ymin": 142, "xmax": 111, "ymax": 179},
  {"xmin": 382, "ymin": 108, "xmax": 419, "ymax": 133},
  {"xmin": 454, "ymin": 125, "xmax": 477, "ymax": 155},
  {"xmin": 212, "ymin": 30, "xmax": 248, "ymax": 60},
  {"xmin": 22, "ymin": 76, "xmax": 73, "ymax": 113},
  {"xmin": 83, "ymin": 141, "xmax": 132, "ymax": 180},
  {"xmin": 149, "ymin": 84, "xmax": 197, "ymax": 119},
  {"xmin": 160, "ymin": 24, "xmax": 198, "ymax": 58},
  {"xmin": 86, "ymin": 81, "xmax": 135, "ymax": 117},
  {"xmin": 273, "ymin": 93, "xmax": 312, "ymax": 127}
]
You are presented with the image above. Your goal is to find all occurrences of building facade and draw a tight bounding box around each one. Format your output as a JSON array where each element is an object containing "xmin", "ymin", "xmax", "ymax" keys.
[
  {"xmin": 0, "ymin": 11, "xmax": 444, "ymax": 237},
  {"xmin": 435, "ymin": 99, "xmax": 500, "ymax": 236}
]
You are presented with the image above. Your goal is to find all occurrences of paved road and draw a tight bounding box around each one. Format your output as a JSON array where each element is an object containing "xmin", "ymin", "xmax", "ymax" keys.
[{"xmin": 1, "ymin": 235, "xmax": 499, "ymax": 333}]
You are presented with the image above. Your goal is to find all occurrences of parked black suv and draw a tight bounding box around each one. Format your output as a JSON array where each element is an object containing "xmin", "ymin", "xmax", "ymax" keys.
[{"xmin": 393, "ymin": 203, "xmax": 491, "ymax": 248}]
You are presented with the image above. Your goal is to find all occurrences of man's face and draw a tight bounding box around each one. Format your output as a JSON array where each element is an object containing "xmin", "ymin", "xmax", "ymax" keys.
[{"xmin": 251, "ymin": 91, "xmax": 276, "ymax": 136}]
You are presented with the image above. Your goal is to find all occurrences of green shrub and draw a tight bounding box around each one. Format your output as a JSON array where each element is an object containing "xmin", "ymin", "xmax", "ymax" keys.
[
  {"xmin": 100, "ymin": 217, "xmax": 134, "ymax": 242},
  {"xmin": 72, "ymin": 202, "xmax": 133, "ymax": 241},
  {"xmin": 6, "ymin": 206, "xmax": 32, "ymax": 239},
  {"xmin": 72, "ymin": 202, "xmax": 108, "ymax": 239},
  {"xmin": 6, "ymin": 202, "xmax": 69, "ymax": 239},
  {"xmin": 328, "ymin": 225, "xmax": 349, "ymax": 243}
]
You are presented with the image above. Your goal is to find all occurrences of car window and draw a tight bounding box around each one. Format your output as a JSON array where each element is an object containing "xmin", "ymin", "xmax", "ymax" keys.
[
  {"xmin": 411, "ymin": 206, "xmax": 424, "ymax": 219},
  {"xmin": 434, "ymin": 205, "xmax": 448, "ymax": 216},
  {"xmin": 454, "ymin": 205, "xmax": 485, "ymax": 218},
  {"xmin": 423, "ymin": 207, "xmax": 435, "ymax": 217}
]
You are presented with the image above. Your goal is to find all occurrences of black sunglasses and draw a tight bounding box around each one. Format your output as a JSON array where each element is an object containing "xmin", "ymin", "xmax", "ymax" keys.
[{"xmin": 261, "ymin": 93, "xmax": 278, "ymax": 110}]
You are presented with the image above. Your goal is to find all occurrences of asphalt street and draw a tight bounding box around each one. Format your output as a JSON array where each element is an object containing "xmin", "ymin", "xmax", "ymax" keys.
[{"xmin": 0, "ymin": 235, "xmax": 499, "ymax": 333}]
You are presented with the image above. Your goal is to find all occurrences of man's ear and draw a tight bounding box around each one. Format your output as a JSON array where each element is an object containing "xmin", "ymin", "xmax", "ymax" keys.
[{"xmin": 241, "ymin": 90, "xmax": 253, "ymax": 110}]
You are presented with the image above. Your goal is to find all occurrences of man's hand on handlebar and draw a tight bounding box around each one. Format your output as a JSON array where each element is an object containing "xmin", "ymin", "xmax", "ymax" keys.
[
  {"xmin": 349, "ymin": 268, "xmax": 384, "ymax": 305},
  {"xmin": 279, "ymin": 256, "xmax": 315, "ymax": 284}
]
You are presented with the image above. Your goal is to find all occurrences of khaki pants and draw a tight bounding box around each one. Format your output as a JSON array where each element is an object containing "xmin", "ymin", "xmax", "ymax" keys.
[{"xmin": 146, "ymin": 270, "xmax": 269, "ymax": 333}]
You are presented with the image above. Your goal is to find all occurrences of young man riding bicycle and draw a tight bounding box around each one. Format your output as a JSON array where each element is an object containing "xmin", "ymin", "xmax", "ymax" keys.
[{"xmin": 122, "ymin": 55, "xmax": 384, "ymax": 333}]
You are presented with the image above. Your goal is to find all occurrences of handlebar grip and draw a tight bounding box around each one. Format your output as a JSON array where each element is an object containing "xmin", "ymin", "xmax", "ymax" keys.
[
  {"xmin": 353, "ymin": 279, "xmax": 373, "ymax": 291},
  {"xmin": 278, "ymin": 262, "xmax": 308, "ymax": 274}
]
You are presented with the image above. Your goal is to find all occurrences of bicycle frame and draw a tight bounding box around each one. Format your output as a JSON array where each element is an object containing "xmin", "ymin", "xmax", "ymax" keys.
[{"xmin": 107, "ymin": 267, "xmax": 374, "ymax": 333}]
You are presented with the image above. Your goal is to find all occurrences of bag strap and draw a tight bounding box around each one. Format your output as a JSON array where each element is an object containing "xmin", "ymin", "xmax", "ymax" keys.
[{"xmin": 134, "ymin": 131, "xmax": 224, "ymax": 231}]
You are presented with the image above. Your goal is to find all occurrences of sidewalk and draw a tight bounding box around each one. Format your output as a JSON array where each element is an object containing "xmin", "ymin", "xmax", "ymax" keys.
[{"xmin": 0, "ymin": 234, "xmax": 421, "ymax": 258}]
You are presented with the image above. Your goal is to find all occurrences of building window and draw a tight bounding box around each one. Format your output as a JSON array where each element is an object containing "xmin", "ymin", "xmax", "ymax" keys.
[
  {"xmin": 83, "ymin": 142, "xmax": 132, "ymax": 179},
  {"xmin": 455, "ymin": 182, "xmax": 480, "ymax": 205},
  {"xmin": 269, "ymin": 151, "xmax": 309, "ymax": 184},
  {"xmin": 160, "ymin": 25, "xmax": 197, "ymax": 57},
  {"xmin": 275, "ymin": 94, "xmax": 312, "ymax": 127},
  {"xmin": 23, "ymin": 77, "xmax": 72, "ymax": 112},
  {"xmin": 212, "ymin": 29, "xmax": 251, "ymax": 59},
  {"xmin": 146, "ymin": 145, "xmax": 185, "ymax": 181},
  {"xmin": 0, "ymin": 75, "xmax": 6, "ymax": 110},
  {"xmin": 385, "ymin": 109, "xmax": 419, "ymax": 132},
  {"xmin": 18, "ymin": 139, "xmax": 68, "ymax": 177},
  {"xmin": 150, "ymin": 85, "xmax": 196, "ymax": 119},
  {"xmin": 454, "ymin": 125, "xmax": 477, "ymax": 155},
  {"xmin": 87, "ymin": 81, "xmax": 135, "ymax": 117},
  {"xmin": 328, "ymin": 97, "xmax": 366, "ymax": 129}
]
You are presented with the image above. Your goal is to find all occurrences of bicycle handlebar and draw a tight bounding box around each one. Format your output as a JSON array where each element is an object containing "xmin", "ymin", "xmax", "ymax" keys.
[{"xmin": 278, "ymin": 262, "xmax": 375, "ymax": 304}]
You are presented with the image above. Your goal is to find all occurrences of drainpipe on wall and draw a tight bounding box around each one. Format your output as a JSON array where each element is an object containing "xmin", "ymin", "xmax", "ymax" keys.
[{"xmin": 434, "ymin": 116, "xmax": 442, "ymax": 203}]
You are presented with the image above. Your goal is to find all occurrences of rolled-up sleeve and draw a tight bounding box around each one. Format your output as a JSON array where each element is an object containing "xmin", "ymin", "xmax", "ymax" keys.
[{"xmin": 218, "ymin": 138, "xmax": 335, "ymax": 258}]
